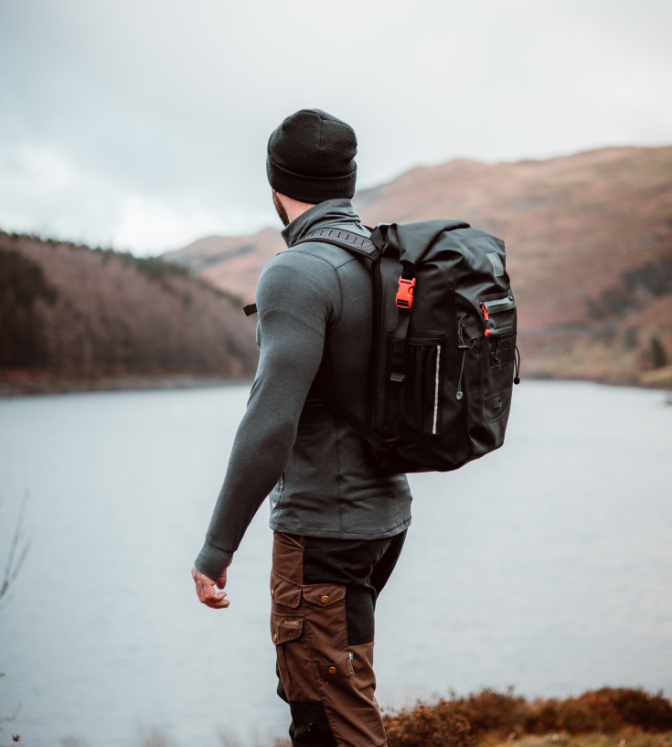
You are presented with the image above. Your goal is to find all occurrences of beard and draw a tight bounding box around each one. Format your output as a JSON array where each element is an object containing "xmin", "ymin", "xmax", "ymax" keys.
[{"xmin": 272, "ymin": 191, "xmax": 290, "ymax": 227}]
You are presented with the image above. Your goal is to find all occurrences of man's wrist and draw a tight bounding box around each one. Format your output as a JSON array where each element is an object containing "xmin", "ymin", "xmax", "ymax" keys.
[{"xmin": 194, "ymin": 541, "xmax": 233, "ymax": 580}]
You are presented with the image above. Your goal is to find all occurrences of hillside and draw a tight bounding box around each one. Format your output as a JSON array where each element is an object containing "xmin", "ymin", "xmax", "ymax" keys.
[
  {"xmin": 164, "ymin": 146, "xmax": 672, "ymax": 385},
  {"xmin": 0, "ymin": 232, "xmax": 258, "ymax": 393}
]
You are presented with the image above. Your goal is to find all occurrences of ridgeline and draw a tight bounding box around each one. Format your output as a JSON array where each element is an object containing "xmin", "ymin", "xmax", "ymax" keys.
[{"xmin": 165, "ymin": 146, "xmax": 672, "ymax": 387}]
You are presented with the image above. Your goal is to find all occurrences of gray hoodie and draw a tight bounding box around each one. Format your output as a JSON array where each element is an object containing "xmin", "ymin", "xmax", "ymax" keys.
[{"xmin": 195, "ymin": 199, "xmax": 412, "ymax": 580}]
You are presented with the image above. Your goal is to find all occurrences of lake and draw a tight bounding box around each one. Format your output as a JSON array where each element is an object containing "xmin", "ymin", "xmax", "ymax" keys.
[{"xmin": 0, "ymin": 381, "xmax": 671, "ymax": 747}]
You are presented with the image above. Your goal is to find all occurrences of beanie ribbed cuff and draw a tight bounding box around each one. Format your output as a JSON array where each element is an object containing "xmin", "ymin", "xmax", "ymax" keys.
[{"xmin": 266, "ymin": 156, "xmax": 357, "ymax": 204}]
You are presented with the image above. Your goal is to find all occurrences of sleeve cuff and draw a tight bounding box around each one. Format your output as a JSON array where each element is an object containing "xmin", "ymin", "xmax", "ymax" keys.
[{"xmin": 194, "ymin": 541, "xmax": 233, "ymax": 581}]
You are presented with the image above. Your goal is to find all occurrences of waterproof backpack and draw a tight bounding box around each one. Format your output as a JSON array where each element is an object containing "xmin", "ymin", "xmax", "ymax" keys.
[{"xmin": 246, "ymin": 220, "xmax": 520, "ymax": 473}]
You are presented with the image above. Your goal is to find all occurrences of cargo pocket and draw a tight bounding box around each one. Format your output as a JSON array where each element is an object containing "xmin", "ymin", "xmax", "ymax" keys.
[
  {"xmin": 488, "ymin": 326, "xmax": 514, "ymax": 370},
  {"xmin": 312, "ymin": 655, "xmax": 354, "ymax": 681},
  {"xmin": 271, "ymin": 611, "xmax": 304, "ymax": 645},
  {"xmin": 480, "ymin": 293, "xmax": 517, "ymax": 425},
  {"xmin": 384, "ymin": 335, "xmax": 444, "ymax": 437},
  {"xmin": 271, "ymin": 612, "xmax": 305, "ymax": 701},
  {"xmin": 270, "ymin": 570, "xmax": 302, "ymax": 608},
  {"xmin": 302, "ymin": 585, "xmax": 346, "ymax": 608}
]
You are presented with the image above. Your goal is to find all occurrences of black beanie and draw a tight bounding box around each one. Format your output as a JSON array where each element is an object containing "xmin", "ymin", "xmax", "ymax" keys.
[{"xmin": 266, "ymin": 108, "xmax": 357, "ymax": 204}]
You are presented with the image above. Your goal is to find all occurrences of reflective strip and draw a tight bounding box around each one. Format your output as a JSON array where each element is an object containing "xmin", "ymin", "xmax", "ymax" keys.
[{"xmin": 432, "ymin": 345, "xmax": 441, "ymax": 434}]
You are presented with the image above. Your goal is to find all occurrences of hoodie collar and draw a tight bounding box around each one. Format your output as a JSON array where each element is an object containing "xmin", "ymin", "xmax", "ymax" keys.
[{"xmin": 281, "ymin": 198, "xmax": 363, "ymax": 247}]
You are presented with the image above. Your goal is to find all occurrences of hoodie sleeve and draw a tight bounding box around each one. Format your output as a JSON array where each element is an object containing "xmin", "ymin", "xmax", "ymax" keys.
[{"xmin": 194, "ymin": 248, "xmax": 340, "ymax": 579}]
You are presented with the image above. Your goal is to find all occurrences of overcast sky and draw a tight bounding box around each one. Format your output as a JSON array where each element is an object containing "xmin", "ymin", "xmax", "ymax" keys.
[{"xmin": 1, "ymin": 0, "xmax": 670, "ymax": 256}]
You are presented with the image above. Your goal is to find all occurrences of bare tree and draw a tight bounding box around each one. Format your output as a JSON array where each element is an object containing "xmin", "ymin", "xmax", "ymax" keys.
[
  {"xmin": 0, "ymin": 492, "xmax": 30, "ymax": 741},
  {"xmin": 0, "ymin": 492, "xmax": 31, "ymax": 611}
]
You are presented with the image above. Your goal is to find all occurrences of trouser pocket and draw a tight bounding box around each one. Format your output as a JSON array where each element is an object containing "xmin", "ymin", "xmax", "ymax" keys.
[{"xmin": 271, "ymin": 611, "xmax": 306, "ymax": 702}]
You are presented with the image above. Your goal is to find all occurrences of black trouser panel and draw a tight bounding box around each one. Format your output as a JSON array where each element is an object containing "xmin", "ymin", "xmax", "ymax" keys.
[{"xmin": 302, "ymin": 530, "xmax": 407, "ymax": 646}]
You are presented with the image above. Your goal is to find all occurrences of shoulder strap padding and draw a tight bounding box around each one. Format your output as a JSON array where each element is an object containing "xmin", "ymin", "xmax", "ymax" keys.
[{"xmin": 293, "ymin": 228, "xmax": 379, "ymax": 260}]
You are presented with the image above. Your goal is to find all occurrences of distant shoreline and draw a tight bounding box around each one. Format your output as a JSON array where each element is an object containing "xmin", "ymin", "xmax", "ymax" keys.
[
  {"xmin": 1, "ymin": 369, "xmax": 670, "ymax": 399},
  {"xmin": 0, "ymin": 370, "xmax": 254, "ymax": 397}
]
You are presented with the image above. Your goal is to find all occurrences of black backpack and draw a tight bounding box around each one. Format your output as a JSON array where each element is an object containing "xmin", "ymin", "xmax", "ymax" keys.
[{"xmin": 245, "ymin": 220, "xmax": 520, "ymax": 473}]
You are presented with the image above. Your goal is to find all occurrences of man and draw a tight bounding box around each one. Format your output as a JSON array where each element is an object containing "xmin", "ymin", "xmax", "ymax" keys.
[{"xmin": 192, "ymin": 109, "xmax": 412, "ymax": 746}]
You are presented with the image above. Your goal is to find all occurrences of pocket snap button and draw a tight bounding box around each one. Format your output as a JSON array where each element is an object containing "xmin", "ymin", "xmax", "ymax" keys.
[
  {"xmin": 321, "ymin": 595, "xmax": 330, "ymax": 604},
  {"xmin": 328, "ymin": 666, "xmax": 337, "ymax": 675}
]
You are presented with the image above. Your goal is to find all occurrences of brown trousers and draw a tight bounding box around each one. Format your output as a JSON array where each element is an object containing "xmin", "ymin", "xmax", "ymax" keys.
[{"xmin": 270, "ymin": 530, "xmax": 407, "ymax": 747}]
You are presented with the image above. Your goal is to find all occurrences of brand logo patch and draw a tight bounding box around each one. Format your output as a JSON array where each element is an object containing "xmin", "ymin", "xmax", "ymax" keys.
[
  {"xmin": 486, "ymin": 252, "xmax": 505, "ymax": 277},
  {"xmin": 283, "ymin": 620, "xmax": 300, "ymax": 625}
]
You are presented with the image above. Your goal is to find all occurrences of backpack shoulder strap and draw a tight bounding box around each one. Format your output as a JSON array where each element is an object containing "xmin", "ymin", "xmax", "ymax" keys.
[
  {"xmin": 318, "ymin": 389, "xmax": 389, "ymax": 454},
  {"xmin": 293, "ymin": 228, "xmax": 380, "ymax": 261},
  {"xmin": 240, "ymin": 228, "xmax": 387, "ymax": 453},
  {"xmin": 292, "ymin": 228, "xmax": 389, "ymax": 452}
]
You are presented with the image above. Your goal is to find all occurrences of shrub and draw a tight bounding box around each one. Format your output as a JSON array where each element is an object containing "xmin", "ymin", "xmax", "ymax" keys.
[
  {"xmin": 382, "ymin": 689, "xmax": 672, "ymax": 746},
  {"xmin": 384, "ymin": 702, "xmax": 475, "ymax": 747}
]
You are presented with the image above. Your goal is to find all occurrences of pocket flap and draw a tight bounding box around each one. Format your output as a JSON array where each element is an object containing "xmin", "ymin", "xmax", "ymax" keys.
[
  {"xmin": 312, "ymin": 656, "xmax": 354, "ymax": 680},
  {"xmin": 302, "ymin": 584, "xmax": 346, "ymax": 607},
  {"xmin": 271, "ymin": 612, "xmax": 304, "ymax": 645},
  {"xmin": 271, "ymin": 571, "xmax": 302, "ymax": 608}
]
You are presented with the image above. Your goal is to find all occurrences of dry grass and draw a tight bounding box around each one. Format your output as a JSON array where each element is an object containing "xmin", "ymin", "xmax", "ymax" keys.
[
  {"xmin": 383, "ymin": 689, "xmax": 672, "ymax": 747},
  {"xmin": 483, "ymin": 730, "xmax": 672, "ymax": 747}
]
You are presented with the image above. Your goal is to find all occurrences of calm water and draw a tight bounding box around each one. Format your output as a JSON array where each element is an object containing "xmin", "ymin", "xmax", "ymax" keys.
[{"xmin": 0, "ymin": 382, "xmax": 671, "ymax": 747}]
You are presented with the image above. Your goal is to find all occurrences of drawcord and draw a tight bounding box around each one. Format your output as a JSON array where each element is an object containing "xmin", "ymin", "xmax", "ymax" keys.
[
  {"xmin": 514, "ymin": 344, "xmax": 521, "ymax": 385},
  {"xmin": 456, "ymin": 314, "xmax": 471, "ymax": 401}
]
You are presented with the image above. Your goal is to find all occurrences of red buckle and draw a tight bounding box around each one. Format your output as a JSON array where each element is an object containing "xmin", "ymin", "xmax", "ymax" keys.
[
  {"xmin": 481, "ymin": 304, "xmax": 489, "ymax": 321},
  {"xmin": 396, "ymin": 277, "xmax": 416, "ymax": 308}
]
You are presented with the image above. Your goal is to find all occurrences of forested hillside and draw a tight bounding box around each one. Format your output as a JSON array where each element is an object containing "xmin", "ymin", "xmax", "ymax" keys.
[{"xmin": 0, "ymin": 232, "xmax": 258, "ymax": 392}]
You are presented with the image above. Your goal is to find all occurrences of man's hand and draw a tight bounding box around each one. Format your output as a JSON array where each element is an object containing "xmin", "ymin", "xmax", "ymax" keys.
[{"xmin": 191, "ymin": 560, "xmax": 231, "ymax": 609}]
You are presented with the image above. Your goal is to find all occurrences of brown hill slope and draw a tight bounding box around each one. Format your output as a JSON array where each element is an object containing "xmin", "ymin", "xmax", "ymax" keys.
[
  {"xmin": 164, "ymin": 146, "xmax": 672, "ymax": 384},
  {"xmin": 0, "ymin": 233, "xmax": 259, "ymax": 389}
]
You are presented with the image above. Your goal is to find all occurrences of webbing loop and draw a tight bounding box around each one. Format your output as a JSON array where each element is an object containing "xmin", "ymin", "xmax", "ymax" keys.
[{"xmin": 389, "ymin": 264, "xmax": 415, "ymax": 383}]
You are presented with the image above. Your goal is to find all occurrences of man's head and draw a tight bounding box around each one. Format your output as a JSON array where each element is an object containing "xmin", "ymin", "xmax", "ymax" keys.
[{"xmin": 267, "ymin": 109, "xmax": 358, "ymax": 221}]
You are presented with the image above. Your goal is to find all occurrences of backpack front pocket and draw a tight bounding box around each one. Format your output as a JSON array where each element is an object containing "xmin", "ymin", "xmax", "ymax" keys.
[{"xmin": 384, "ymin": 336, "xmax": 444, "ymax": 438}]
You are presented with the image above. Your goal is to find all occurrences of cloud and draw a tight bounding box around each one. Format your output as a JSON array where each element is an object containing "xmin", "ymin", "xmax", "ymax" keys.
[{"xmin": 1, "ymin": 0, "xmax": 670, "ymax": 255}]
